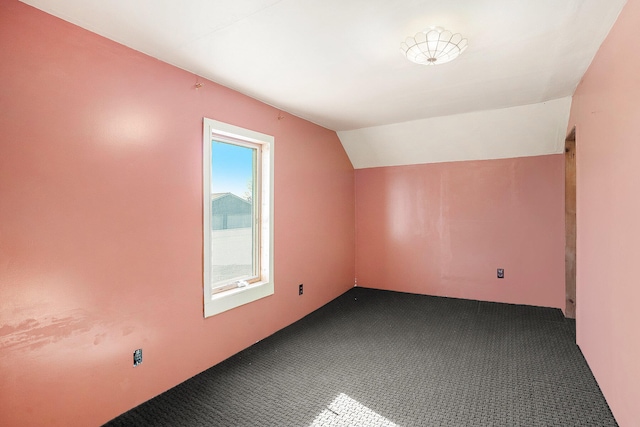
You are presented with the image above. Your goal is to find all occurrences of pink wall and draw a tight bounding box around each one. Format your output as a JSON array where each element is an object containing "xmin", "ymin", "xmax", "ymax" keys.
[
  {"xmin": 567, "ymin": 0, "xmax": 640, "ymax": 424},
  {"xmin": 355, "ymin": 155, "xmax": 565, "ymax": 309},
  {"xmin": 0, "ymin": 1, "xmax": 355, "ymax": 426}
]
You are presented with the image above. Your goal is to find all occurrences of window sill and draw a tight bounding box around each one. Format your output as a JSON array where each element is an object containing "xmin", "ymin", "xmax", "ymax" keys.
[{"xmin": 205, "ymin": 279, "xmax": 273, "ymax": 317}]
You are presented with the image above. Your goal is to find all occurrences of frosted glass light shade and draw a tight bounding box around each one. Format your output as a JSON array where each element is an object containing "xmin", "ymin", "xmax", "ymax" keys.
[{"xmin": 401, "ymin": 26, "xmax": 468, "ymax": 65}]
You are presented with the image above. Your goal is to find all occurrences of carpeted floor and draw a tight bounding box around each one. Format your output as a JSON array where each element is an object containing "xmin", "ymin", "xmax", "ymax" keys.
[{"xmin": 104, "ymin": 287, "xmax": 617, "ymax": 426}]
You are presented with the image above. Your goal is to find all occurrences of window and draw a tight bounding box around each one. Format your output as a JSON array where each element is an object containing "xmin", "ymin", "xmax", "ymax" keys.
[{"xmin": 203, "ymin": 118, "xmax": 274, "ymax": 317}]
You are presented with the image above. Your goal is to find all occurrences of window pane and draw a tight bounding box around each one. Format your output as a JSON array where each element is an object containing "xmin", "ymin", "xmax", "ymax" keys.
[{"xmin": 210, "ymin": 140, "xmax": 257, "ymax": 286}]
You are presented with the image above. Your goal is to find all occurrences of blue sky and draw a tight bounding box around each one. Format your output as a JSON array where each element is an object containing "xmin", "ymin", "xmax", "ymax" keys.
[{"xmin": 211, "ymin": 140, "xmax": 253, "ymax": 199}]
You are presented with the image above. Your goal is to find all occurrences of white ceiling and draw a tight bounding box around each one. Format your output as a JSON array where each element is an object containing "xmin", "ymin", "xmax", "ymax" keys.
[{"xmin": 21, "ymin": 0, "xmax": 626, "ymax": 168}]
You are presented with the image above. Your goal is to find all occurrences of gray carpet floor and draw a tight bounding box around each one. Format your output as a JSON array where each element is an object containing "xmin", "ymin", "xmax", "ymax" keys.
[{"xmin": 104, "ymin": 287, "xmax": 617, "ymax": 426}]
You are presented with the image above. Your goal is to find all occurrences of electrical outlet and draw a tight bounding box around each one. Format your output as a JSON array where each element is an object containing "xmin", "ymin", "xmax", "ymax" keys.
[
  {"xmin": 497, "ymin": 268, "xmax": 504, "ymax": 279},
  {"xmin": 299, "ymin": 284, "xmax": 303, "ymax": 295},
  {"xmin": 133, "ymin": 349, "xmax": 142, "ymax": 367}
]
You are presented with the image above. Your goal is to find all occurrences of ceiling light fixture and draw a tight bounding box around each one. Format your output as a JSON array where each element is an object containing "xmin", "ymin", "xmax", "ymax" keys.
[{"xmin": 401, "ymin": 26, "xmax": 468, "ymax": 65}]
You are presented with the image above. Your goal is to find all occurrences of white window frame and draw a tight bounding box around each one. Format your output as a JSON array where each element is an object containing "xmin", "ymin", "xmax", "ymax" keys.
[{"xmin": 203, "ymin": 118, "xmax": 274, "ymax": 317}]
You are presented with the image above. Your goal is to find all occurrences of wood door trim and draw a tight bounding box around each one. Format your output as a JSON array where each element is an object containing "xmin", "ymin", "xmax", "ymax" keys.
[{"xmin": 565, "ymin": 126, "xmax": 577, "ymax": 319}]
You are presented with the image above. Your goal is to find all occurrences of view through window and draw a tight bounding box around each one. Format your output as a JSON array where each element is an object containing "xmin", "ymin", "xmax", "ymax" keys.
[{"xmin": 210, "ymin": 140, "xmax": 259, "ymax": 292}]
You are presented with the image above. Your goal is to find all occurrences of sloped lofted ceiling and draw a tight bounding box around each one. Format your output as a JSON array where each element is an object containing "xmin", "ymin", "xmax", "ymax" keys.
[{"xmin": 20, "ymin": 0, "xmax": 627, "ymax": 168}]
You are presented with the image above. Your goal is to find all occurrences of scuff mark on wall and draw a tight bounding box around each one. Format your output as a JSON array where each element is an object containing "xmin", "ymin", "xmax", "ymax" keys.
[
  {"xmin": 1, "ymin": 310, "xmax": 93, "ymax": 351},
  {"xmin": 122, "ymin": 325, "xmax": 135, "ymax": 336}
]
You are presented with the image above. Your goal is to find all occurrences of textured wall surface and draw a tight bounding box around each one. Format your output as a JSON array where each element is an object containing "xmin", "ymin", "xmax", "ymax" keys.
[{"xmin": 0, "ymin": 1, "xmax": 355, "ymax": 425}]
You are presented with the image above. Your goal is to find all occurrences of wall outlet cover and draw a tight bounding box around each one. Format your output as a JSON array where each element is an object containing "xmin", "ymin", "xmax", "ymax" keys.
[{"xmin": 133, "ymin": 349, "xmax": 142, "ymax": 367}]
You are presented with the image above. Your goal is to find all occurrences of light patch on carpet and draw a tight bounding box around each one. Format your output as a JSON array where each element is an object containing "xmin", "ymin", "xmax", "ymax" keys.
[{"xmin": 310, "ymin": 393, "xmax": 399, "ymax": 427}]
